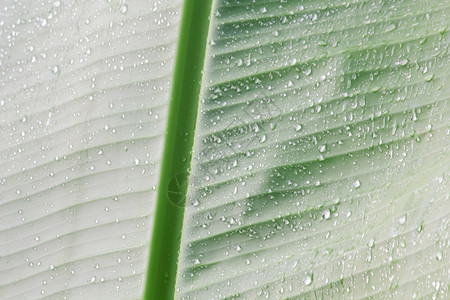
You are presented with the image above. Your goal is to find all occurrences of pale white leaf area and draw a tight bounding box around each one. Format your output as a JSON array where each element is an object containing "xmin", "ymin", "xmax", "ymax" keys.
[{"xmin": 0, "ymin": 0, "xmax": 181, "ymax": 299}]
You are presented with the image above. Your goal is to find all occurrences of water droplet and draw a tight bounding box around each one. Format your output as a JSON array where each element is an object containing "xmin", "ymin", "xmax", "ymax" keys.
[
  {"xmin": 436, "ymin": 252, "xmax": 442, "ymax": 261},
  {"xmin": 53, "ymin": 0, "xmax": 61, "ymax": 7},
  {"xmin": 353, "ymin": 180, "xmax": 361, "ymax": 189},
  {"xmin": 304, "ymin": 274, "xmax": 313, "ymax": 285},
  {"xmin": 89, "ymin": 276, "xmax": 96, "ymax": 283},
  {"xmin": 51, "ymin": 65, "xmax": 59, "ymax": 74},
  {"xmin": 322, "ymin": 209, "xmax": 331, "ymax": 220},
  {"xmin": 120, "ymin": 3, "xmax": 128, "ymax": 14},
  {"xmin": 416, "ymin": 223, "xmax": 423, "ymax": 232},
  {"xmin": 397, "ymin": 58, "xmax": 408, "ymax": 66},
  {"xmin": 294, "ymin": 124, "xmax": 302, "ymax": 131},
  {"xmin": 304, "ymin": 67, "xmax": 312, "ymax": 76},
  {"xmin": 398, "ymin": 214, "xmax": 407, "ymax": 225},
  {"xmin": 34, "ymin": 236, "xmax": 40, "ymax": 241},
  {"xmin": 318, "ymin": 145, "xmax": 326, "ymax": 153},
  {"xmin": 424, "ymin": 74, "xmax": 434, "ymax": 82},
  {"xmin": 385, "ymin": 24, "xmax": 396, "ymax": 32}
]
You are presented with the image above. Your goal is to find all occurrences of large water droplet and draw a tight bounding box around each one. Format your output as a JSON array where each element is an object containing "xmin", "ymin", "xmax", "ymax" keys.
[
  {"xmin": 303, "ymin": 274, "xmax": 313, "ymax": 285},
  {"xmin": 398, "ymin": 214, "xmax": 407, "ymax": 225},
  {"xmin": 424, "ymin": 74, "xmax": 434, "ymax": 82},
  {"xmin": 120, "ymin": 3, "xmax": 128, "ymax": 14},
  {"xmin": 385, "ymin": 24, "xmax": 396, "ymax": 32}
]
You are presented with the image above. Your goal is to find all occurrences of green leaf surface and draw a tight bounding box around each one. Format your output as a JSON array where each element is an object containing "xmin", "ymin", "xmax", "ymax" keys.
[{"xmin": 174, "ymin": 0, "xmax": 450, "ymax": 299}]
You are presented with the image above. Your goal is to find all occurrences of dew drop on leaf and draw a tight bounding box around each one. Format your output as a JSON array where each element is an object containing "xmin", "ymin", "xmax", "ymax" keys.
[
  {"xmin": 120, "ymin": 3, "xmax": 128, "ymax": 14},
  {"xmin": 303, "ymin": 274, "xmax": 313, "ymax": 285},
  {"xmin": 398, "ymin": 214, "xmax": 407, "ymax": 225},
  {"xmin": 385, "ymin": 23, "xmax": 396, "ymax": 32},
  {"xmin": 424, "ymin": 74, "xmax": 434, "ymax": 82},
  {"xmin": 397, "ymin": 58, "xmax": 408, "ymax": 66}
]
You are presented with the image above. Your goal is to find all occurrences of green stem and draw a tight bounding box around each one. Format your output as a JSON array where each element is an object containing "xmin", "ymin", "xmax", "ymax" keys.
[{"xmin": 144, "ymin": 0, "xmax": 213, "ymax": 299}]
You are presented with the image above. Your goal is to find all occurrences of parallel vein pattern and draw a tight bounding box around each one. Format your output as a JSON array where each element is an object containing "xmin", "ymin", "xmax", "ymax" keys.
[
  {"xmin": 0, "ymin": 0, "xmax": 181, "ymax": 299},
  {"xmin": 176, "ymin": 0, "xmax": 450, "ymax": 299}
]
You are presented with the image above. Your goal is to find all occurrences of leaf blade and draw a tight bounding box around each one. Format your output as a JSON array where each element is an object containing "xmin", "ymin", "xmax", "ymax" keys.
[{"xmin": 176, "ymin": 0, "xmax": 450, "ymax": 298}]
